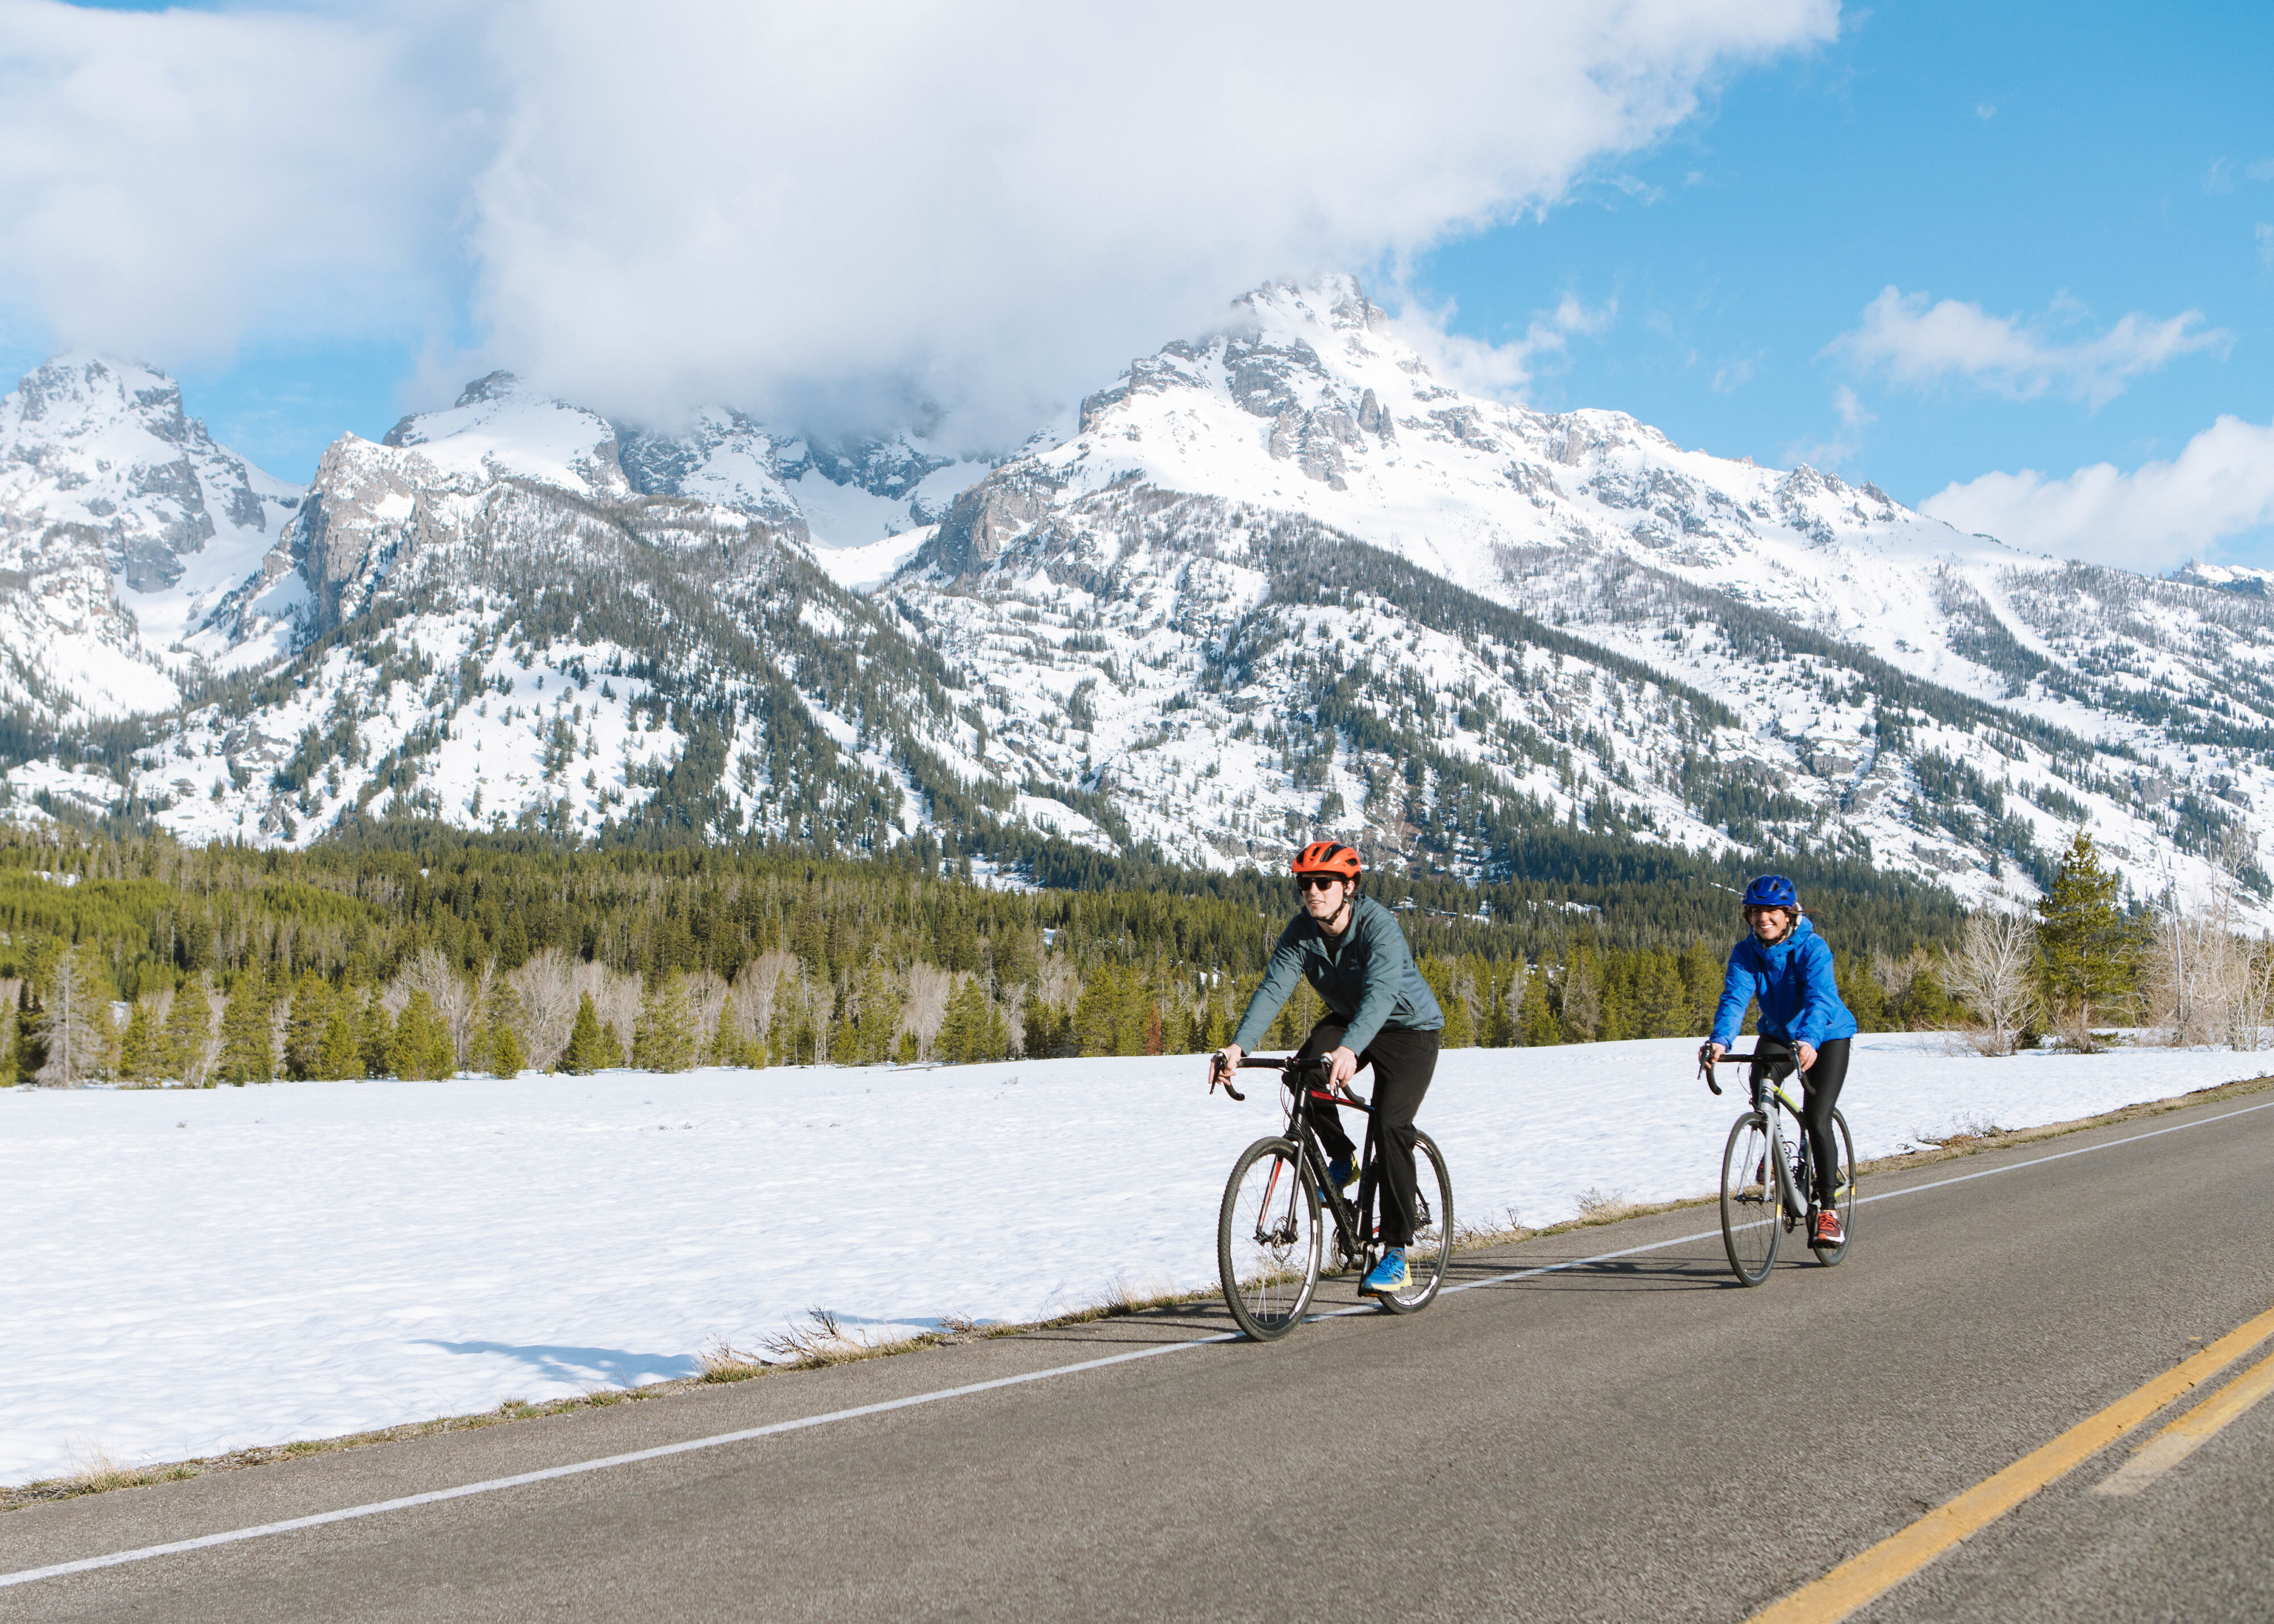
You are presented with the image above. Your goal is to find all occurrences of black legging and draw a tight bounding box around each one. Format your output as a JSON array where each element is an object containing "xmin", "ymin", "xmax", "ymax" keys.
[
  {"xmin": 1297, "ymin": 1019, "xmax": 1440, "ymax": 1247},
  {"xmin": 1751, "ymin": 1037, "xmax": 1849, "ymax": 1207}
]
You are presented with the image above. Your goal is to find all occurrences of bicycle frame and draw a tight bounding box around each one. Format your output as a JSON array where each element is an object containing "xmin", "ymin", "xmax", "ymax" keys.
[
  {"xmin": 1711, "ymin": 1051, "xmax": 1817, "ymax": 1222},
  {"xmin": 1231, "ymin": 1054, "xmax": 1391, "ymax": 1271}
]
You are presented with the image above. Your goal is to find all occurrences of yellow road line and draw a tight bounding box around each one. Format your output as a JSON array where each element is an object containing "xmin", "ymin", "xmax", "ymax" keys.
[
  {"xmin": 1749, "ymin": 1301, "xmax": 2274, "ymax": 1624},
  {"xmin": 2092, "ymin": 1343, "xmax": 2274, "ymax": 1497}
]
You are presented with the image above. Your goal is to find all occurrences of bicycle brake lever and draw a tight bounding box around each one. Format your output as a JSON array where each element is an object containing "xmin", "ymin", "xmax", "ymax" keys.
[{"xmin": 1207, "ymin": 1060, "xmax": 1245, "ymax": 1102}]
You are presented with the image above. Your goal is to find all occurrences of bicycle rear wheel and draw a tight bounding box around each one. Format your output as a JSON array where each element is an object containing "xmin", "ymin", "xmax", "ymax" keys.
[
  {"xmin": 1809, "ymin": 1108, "xmax": 1857, "ymax": 1266},
  {"xmin": 1372, "ymin": 1130, "xmax": 1453, "ymax": 1315},
  {"xmin": 1720, "ymin": 1112, "xmax": 1780, "ymax": 1286},
  {"xmin": 1218, "ymin": 1136, "xmax": 1322, "ymax": 1340}
]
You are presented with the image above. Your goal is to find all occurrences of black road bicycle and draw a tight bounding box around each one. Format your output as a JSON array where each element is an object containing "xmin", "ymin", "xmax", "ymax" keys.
[
  {"xmin": 1210, "ymin": 1053, "xmax": 1453, "ymax": 1340},
  {"xmin": 1703, "ymin": 1045, "xmax": 1854, "ymax": 1286}
]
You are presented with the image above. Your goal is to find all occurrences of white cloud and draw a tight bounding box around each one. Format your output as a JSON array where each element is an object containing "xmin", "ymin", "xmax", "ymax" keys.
[
  {"xmin": 0, "ymin": 0, "xmax": 1839, "ymax": 446},
  {"xmin": 1974, "ymin": 101, "xmax": 1997, "ymax": 120},
  {"xmin": 1923, "ymin": 416, "xmax": 2274, "ymax": 571},
  {"xmin": 2205, "ymin": 157, "xmax": 2236, "ymax": 194},
  {"xmin": 1391, "ymin": 291, "xmax": 1616, "ymax": 399},
  {"xmin": 2259, "ymin": 223, "xmax": 2274, "ymax": 267},
  {"xmin": 2251, "ymin": 158, "xmax": 2274, "ymax": 182},
  {"xmin": 1828, "ymin": 286, "xmax": 2231, "ymax": 409},
  {"xmin": 1785, "ymin": 383, "xmax": 1872, "ymax": 470},
  {"xmin": 0, "ymin": 0, "xmax": 480, "ymax": 364}
]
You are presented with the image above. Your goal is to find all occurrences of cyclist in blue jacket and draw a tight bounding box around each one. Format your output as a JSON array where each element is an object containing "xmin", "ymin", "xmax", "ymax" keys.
[{"xmin": 1703, "ymin": 874, "xmax": 1858, "ymax": 1247}]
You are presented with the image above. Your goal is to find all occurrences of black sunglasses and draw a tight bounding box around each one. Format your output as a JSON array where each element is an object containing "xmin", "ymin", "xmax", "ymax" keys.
[{"xmin": 1297, "ymin": 875, "xmax": 1345, "ymax": 891}]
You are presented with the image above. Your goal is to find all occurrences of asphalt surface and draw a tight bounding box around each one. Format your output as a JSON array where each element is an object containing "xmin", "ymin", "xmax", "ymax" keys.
[{"xmin": 5, "ymin": 1087, "xmax": 2272, "ymax": 1622}]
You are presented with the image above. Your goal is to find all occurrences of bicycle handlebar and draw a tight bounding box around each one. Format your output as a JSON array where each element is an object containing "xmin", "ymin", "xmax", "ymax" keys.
[
  {"xmin": 1697, "ymin": 1046, "xmax": 1799, "ymax": 1096},
  {"xmin": 1209, "ymin": 1052, "xmax": 1343, "ymax": 1105}
]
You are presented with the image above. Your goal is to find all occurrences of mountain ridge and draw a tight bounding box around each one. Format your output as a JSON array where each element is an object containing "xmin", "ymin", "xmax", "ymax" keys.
[{"xmin": 5, "ymin": 281, "xmax": 2272, "ymax": 922}]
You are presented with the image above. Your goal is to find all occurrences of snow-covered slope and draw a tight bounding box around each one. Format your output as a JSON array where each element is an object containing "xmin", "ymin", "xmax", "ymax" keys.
[{"xmin": 0, "ymin": 356, "xmax": 302, "ymax": 724}]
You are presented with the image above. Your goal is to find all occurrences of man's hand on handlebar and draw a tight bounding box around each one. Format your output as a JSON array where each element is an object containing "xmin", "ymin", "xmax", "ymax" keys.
[
  {"xmin": 1326, "ymin": 1045, "xmax": 1359, "ymax": 1087},
  {"xmin": 1215, "ymin": 1042, "xmax": 1243, "ymax": 1075}
]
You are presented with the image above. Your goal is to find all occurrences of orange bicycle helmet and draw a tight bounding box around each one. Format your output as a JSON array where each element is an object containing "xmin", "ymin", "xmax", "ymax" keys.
[{"xmin": 1291, "ymin": 841, "xmax": 1362, "ymax": 881}]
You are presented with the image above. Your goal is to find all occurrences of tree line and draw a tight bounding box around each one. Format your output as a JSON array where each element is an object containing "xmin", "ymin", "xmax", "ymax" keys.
[{"xmin": 3, "ymin": 828, "xmax": 1972, "ymax": 1086}]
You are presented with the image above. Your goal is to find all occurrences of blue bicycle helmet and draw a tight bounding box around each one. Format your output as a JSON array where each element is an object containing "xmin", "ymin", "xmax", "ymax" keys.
[{"xmin": 1740, "ymin": 874, "xmax": 1798, "ymax": 910}]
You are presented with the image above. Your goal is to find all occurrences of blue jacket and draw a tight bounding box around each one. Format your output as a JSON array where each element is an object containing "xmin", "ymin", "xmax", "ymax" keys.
[
  {"xmin": 1711, "ymin": 915, "xmax": 1858, "ymax": 1049},
  {"xmin": 1231, "ymin": 894, "xmax": 1445, "ymax": 1056}
]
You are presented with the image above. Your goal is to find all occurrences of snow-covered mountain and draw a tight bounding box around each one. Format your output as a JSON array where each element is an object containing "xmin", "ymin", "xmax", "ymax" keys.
[
  {"xmin": 883, "ymin": 277, "xmax": 2274, "ymax": 910},
  {"xmin": 9, "ymin": 283, "xmax": 2274, "ymax": 918},
  {"xmin": 0, "ymin": 356, "xmax": 303, "ymax": 724}
]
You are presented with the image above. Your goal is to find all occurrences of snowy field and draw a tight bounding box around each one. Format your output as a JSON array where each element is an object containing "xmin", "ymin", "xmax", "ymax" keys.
[{"xmin": 4, "ymin": 1032, "xmax": 2267, "ymax": 1484}]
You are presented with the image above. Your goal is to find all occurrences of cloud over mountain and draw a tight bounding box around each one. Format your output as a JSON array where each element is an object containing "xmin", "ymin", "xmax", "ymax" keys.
[{"xmin": 1, "ymin": 0, "xmax": 1836, "ymax": 443}]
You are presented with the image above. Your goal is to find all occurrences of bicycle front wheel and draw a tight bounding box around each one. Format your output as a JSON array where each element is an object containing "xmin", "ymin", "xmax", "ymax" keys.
[
  {"xmin": 1373, "ymin": 1129, "xmax": 1453, "ymax": 1315},
  {"xmin": 1810, "ymin": 1108, "xmax": 1857, "ymax": 1267},
  {"xmin": 1218, "ymin": 1136, "xmax": 1323, "ymax": 1340},
  {"xmin": 1720, "ymin": 1112, "xmax": 1780, "ymax": 1286}
]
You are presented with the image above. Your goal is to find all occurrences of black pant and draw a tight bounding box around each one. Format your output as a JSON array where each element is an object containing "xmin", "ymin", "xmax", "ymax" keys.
[
  {"xmin": 1750, "ymin": 1037, "xmax": 1850, "ymax": 1207},
  {"xmin": 1298, "ymin": 1019, "xmax": 1440, "ymax": 1247}
]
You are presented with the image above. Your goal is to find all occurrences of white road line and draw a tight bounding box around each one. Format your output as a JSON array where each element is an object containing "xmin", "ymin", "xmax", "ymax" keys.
[{"xmin": 7, "ymin": 1093, "xmax": 2271, "ymax": 1592}]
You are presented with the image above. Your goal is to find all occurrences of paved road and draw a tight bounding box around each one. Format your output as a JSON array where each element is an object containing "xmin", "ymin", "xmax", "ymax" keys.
[{"xmin": 5, "ymin": 1091, "xmax": 2272, "ymax": 1622}]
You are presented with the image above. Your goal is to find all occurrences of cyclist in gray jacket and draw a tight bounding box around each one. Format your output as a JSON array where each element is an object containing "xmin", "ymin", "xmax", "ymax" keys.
[{"xmin": 1216, "ymin": 841, "xmax": 1445, "ymax": 1297}]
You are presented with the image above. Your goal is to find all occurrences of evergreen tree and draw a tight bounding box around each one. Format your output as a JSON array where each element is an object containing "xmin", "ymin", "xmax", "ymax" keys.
[
  {"xmin": 2037, "ymin": 830, "xmax": 2143, "ymax": 1033},
  {"xmin": 215, "ymin": 975, "xmax": 277, "ymax": 1085},
  {"xmin": 467, "ymin": 975, "xmax": 526, "ymax": 1077},
  {"xmin": 1022, "ymin": 1000, "xmax": 1074, "ymax": 1059},
  {"xmin": 358, "ymin": 990, "xmax": 396, "ymax": 1078},
  {"xmin": 1635, "ymin": 949, "xmax": 1685, "ymax": 1040},
  {"xmin": 14, "ymin": 978, "xmax": 46, "ymax": 1085},
  {"xmin": 118, "ymin": 998, "xmax": 165, "ymax": 1085},
  {"xmin": 37, "ymin": 946, "xmax": 112, "ymax": 1086},
  {"xmin": 561, "ymin": 992, "xmax": 611, "ymax": 1074},
  {"xmin": 936, "ymin": 977, "xmax": 989, "ymax": 1065},
  {"xmin": 632, "ymin": 975, "xmax": 698, "ymax": 1071},
  {"xmin": 1476, "ymin": 957, "xmax": 1516, "ymax": 1048},
  {"xmin": 163, "ymin": 978, "xmax": 215, "ymax": 1085},
  {"xmin": 283, "ymin": 970, "xmax": 335, "ymax": 1081},
  {"xmin": 1559, "ymin": 946, "xmax": 1601, "ymax": 1042},
  {"xmin": 1516, "ymin": 964, "xmax": 1560, "ymax": 1046},
  {"xmin": 1073, "ymin": 967, "xmax": 1124, "ymax": 1057},
  {"xmin": 1679, "ymin": 942, "xmax": 1726, "ymax": 1035},
  {"xmin": 316, "ymin": 1002, "xmax": 361, "ymax": 1079},
  {"xmin": 708, "ymin": 992, "xmax": 743, "ymax": 1068},
  {"xmin": 390, "ymin": 990, "xmax": 455, "ymax": 1079}
]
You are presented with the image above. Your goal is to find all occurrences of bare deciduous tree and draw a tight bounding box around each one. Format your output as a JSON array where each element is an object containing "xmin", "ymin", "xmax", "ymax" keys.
[
  {"xmin": 1943, "ymin": 911, "xmax": 2039, "ymax": 1057},
  {"xmin": 2144, "ymin": 840, "xmax": 2274, "ymax": 1049},
  {"xmin": 901, "ymin": 962, "xmax": 953, "ymax": 1058},
  {"xmin": 393, "ymin": 948, "xmax": 474, "ymax": 1070},
  {"xmin": 509, "ymin": 949, "xmax": 579, "ymax": 1070}
]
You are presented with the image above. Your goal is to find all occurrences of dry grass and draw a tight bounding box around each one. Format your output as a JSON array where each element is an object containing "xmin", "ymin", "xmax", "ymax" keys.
[{"xmin": 13, "ymin": 1069, "xmax": 2268, "ymax": 1514}]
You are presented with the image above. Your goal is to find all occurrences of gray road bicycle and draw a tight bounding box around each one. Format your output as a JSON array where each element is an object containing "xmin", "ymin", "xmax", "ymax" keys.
[
  {"xmin": 1210, "ymin": 1053, "xmax": 1453, "ymax": 1340},
  {"xmin": 1703, "ymin": 1045, "xmax": 1854, "ymax": 1286}
]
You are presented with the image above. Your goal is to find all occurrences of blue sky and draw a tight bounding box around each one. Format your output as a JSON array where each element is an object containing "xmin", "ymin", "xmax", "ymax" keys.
[
  {"xmin": 3, "ymin": 1, "xmax": 2269, "ymax": 570},
  {"xmin": 1408, "ymin": 1, "xmax": 2274, "ymax": 565}
]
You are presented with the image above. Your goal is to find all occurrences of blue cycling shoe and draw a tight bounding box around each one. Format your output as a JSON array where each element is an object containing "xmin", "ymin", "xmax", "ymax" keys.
[
  {"xmin": 1322, "ymin": 1156, "xmax": 1358, "ymax": 1199},
  {"xmin": 1360, "ymin": 1248, "xmax": 1409, "ymax": 1296}
]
